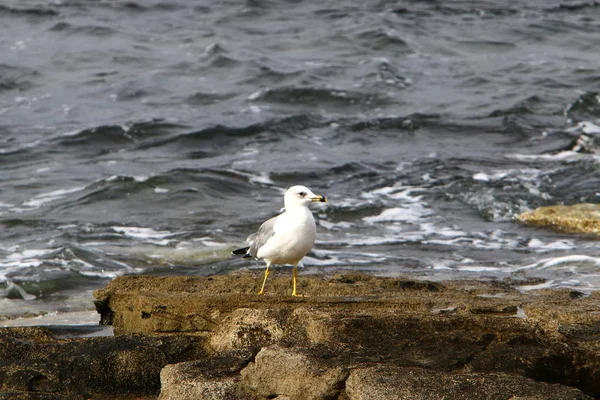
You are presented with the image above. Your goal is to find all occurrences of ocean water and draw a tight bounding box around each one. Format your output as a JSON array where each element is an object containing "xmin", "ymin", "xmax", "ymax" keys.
[{"xmin": 1, "ymin": 0, "xmax": 600, "ymax": 319}]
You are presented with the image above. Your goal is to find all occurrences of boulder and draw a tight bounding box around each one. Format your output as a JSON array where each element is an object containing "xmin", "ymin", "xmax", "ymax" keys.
[
  {"xmin": 239, "ymin": 345, "xmax": 347, "ymax": 400},
  {"xmin": 159, "ymin": 351, "xmax": 251, "ymax": 400},
  {"xmin": 209, "ymin": 308, "xmax": 287, "ymax": 352},
  {"xmin": 517, "ymin": 203, "xmax": 600, "ymax": 235}
]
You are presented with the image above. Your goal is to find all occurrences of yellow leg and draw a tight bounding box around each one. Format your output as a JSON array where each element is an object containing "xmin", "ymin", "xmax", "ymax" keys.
[
  {"xmin": 291, "ymin": 265, "xmax": 302, "ymax": 297},
  {"xmin": 257, "ymin": 264, "xmax": 271, "ymax": 295}
]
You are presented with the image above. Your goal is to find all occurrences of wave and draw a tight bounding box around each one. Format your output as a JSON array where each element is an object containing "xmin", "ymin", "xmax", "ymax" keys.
[
  {"xmin": 347, "ymin": 113, "xmax": 440, "ymax": 132},
  {"xmin": 0, "ymin": 245, "xmax": 144, "ymax": 301},
  {"xmin": 138, "ymin": 123, "xmax": 264, "ymax": 151},
  {"xmin": 565, "ymin": 92, "xmax": 600, "ymax": 122},
  {"xmin": 547, "ymin": 2, "xmax": 600, "ymax": 13},
  {"xmin": 57, "ymin": 120, "xmax": 186, "ymax": 152},
  {"xmin": 49, "ymin": 21, "xmax": 117, "ymax": 37},
  {"xmin": 354, "ymin": 28, "xmax": 413, "ymax": 52},
  {"xmin": 256, "ymin": 86, "xmax": 393, "ymax": 109},
  {"xmin": 0, "ymin": 63, "xmax": 38, "ymax": 92},
  {"xmin": 0, "ymin": 4, "xmax": 58, "ymax": 17},
  {"xmin": 185, "ymin": 91, "xmax": 237, "ymax": 106},
  {"xmin": 140, "ymin": 114, "xmax": 325, "ymax": 152}
]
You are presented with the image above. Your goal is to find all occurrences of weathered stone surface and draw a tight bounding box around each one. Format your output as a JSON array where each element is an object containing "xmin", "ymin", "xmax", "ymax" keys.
[
  {"xmin": 0, "ymin": 327, "xmax": 207, "ymax": 399},
  {"xmin": 91, "ymin": 274, "xmax": 600, "ymax": 399},
  {"xmin": 345, "ymin": 366, "xmax": 592, "ymax": 400},
  {"xmin": 5, "ymin": 274, "xmax": 600, "ymax": 399},
  {"xmin": 240, "ymin": 345, "xmax": 347, "ymax": 400},
  {"xmin": 159, "ymin": 351, "xmax": 251, "ymax": 400},
  {"xmin": 517, "ymin": 203, "xmax": 600, "ymax": 235},
  {"xmin": 209, "ymin": 308, "xmax": 287, "ymax": 352}
]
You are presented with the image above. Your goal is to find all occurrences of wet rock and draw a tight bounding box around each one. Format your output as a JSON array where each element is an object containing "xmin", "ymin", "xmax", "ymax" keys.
[
  {"xmin": 0, "ymin": 327, "xmax": 207, "ymax": 399},
  {"xmin": 517, "ymin": 203, "xmax": 600, "ymax": 235},
  {"xmin": 345, "ymin": 366, "xmax": 592, "ymax": 400}
]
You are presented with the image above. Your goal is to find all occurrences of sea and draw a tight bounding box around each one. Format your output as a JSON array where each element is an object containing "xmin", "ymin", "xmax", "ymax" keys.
[{"xmin": 1, "ymin": 0, "xmax": 600, "ymax": 321}]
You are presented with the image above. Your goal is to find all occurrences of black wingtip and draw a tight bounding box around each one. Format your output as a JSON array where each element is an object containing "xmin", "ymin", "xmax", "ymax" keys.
[{"xmin": 232, "ymin": 246, "xmax": 250, "ymax": 256}]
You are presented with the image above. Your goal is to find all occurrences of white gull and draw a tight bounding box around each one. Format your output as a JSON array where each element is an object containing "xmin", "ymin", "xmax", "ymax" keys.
[{"xmin": 232, "ymin": 185, "xmax": 327, "ymax": 296}]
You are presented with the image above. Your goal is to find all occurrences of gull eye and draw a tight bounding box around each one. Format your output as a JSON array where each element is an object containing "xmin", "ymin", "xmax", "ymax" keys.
[{"xmin": 298, "ymin": 191, "xmax": 306, "ymax": 197}]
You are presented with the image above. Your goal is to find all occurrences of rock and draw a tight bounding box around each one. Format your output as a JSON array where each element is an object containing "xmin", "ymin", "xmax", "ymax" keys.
[
  {"xmin": 345, "ymin": 366, "xmax": 592, "ymax": 400},
  {"xmin": 240, "ymin": 345, "xmax": 347, "ymax": 400},
  {"xmin": 209, "ymin": 308, "xmax": 287, "ymax": 352},
  {"xmin": 5, "ymin": 274, "xmax": 600, "ymax": 399},
  {"xmin": 159, "ymin": 351, "xmax": 251, "ymax": 400},
  {"xmin": 517, "ymin": 203, "xmax": 600, "ymax": 235},
  {"xmin": 0, "ymin": 327, "xmax": 207, "ymax": 398},
  {"xmin": 91, "ymin": 274, "xmax": 600, "ymax": 398},
  {"xmin": 160, "ymin": 364, "xmax": 237, "ymax": 400}
]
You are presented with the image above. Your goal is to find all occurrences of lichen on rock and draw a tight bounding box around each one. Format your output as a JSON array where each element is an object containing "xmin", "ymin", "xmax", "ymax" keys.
[{"xmin": 517, "ymin": 203, "xmax": 600, "ymax": 235}]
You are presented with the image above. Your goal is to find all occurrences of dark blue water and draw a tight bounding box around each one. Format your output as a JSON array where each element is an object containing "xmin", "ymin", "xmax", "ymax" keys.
[{"xmin": 2, "ymin": 0, "xmax": 600, "ymax": 319}]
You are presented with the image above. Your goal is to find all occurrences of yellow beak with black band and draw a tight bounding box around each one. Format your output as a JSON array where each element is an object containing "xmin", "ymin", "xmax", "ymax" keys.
[{"xmin": 311, "ymin": 195, "xmax": 327, "ymax": 203}]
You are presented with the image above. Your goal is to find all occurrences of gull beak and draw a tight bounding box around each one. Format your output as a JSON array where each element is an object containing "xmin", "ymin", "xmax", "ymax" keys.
[{"xmin": 311, "ymin": 195, "xmax": 327, "ymax": 203}]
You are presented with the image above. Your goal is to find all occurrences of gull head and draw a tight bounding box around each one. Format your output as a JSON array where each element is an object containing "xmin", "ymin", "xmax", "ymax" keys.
[{"xmin": 284, "ymin": 185, "xmax": 327, "ymax": 209}]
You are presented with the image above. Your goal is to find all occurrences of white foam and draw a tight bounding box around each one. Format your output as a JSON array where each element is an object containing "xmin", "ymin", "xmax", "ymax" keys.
[
  {"xmin": 420, "ymin": 223, "xmax": 466, "ymax": 238},
  {"xmin": 506, "ymin": 151, "xmax": 585, "ymax": 162},
  {"xmin": 519, "ymin": 280, "xmax": 556, "ymax": 291},
  {"xmin": 363, "ymin": 206, "xmax": 430, "ymax": 224},
  {"xmin": 23, "ymin": 186, "xmax": 85, "ymax": 208},
  {"xmin": 362, "ymin": 185, "xmax": 423, "ymax": 202},
  {"xmin": 566, "ymin": 121, "xmax": 600, "ymax": 135},
  {"xmin": 154, "ymin": 187, "xmax": 169, "ymax": 193},
  {"xmin": 344, "ymin": 236, "xmax": 405, "ymax": 246},
  {"xmin": 0, "ymin": 311, "xmax": 102, "ymax": 327},
  {"xmin": 539, "ymin": 255, "xmax": 600, "ymax": 269},
  {"xmin": 319, "ymin": 220, "xmax": 354, "ymax": 230},
  {"xmin": 248, "ymin": 105, "xmax": 261, "ymax": 113},
  {"xmin": 5, "ymin": 249, "xmax": 51, "ymax": 261},
  {"xmin": 473, "ymin": 172, "xmax": 490, "ymax": 182},
  {"xmin": 247, "ymin": 89, "xmax": 266, "ymax": 101},
  {"xmin": 61, "ymin": 129, "xmax": 81, "ymax": 137},
  {"xmin": 518, "ymin": 255, "xmax": 600, "ymax": 271},
  {"xmin": 527, "ymin": 238, "xmax": 574, "ymax": 251},
  {"xmin": 112, "ymin": 226, "xmax": 178, "ymax": 240},
  {"xmin": 197, "ymin": 240, "xmax": 222, "ymax": 247},
  {"xmin": 77, "ymin": 268, "xmax": 131, "ymax": 278},
  {"xmin": 249, "ymin": 172, "xmax": 274, "ymax": 185},
  {"xmin": 431, "ymin": 265, "xmax": 453, "ymax": 270},
  {"xmin": 457, "ymin": 265, "xmax": 501, "ymax": 272}
]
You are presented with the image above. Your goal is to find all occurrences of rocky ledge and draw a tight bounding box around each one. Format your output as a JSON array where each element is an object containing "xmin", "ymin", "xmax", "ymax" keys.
[{"xmin": 2, "ymin": 273, "xmax": 600, "ymax": 399}]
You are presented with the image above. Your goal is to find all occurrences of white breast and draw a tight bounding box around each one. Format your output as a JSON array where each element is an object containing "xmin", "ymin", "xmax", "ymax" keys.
[{"xmin": 256, "ymin": 207, "xmax": 316, "ymax": 265}]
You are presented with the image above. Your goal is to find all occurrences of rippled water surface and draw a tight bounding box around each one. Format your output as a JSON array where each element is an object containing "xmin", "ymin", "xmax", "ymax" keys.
[{"xmin": 2, "ymin": 0, "xmax": 600, "ymax": 317}]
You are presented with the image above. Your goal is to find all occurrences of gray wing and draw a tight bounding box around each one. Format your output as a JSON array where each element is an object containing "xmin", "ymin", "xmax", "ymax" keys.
[{"xmin": 246, "ymin": 215, "xmax": 278, "ymax": 258}]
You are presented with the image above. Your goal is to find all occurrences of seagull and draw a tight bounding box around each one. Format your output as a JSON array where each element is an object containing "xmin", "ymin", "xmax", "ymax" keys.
[{"xmin": 232, "ymin": 185, "xmax": 327, "ymax": 296}]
